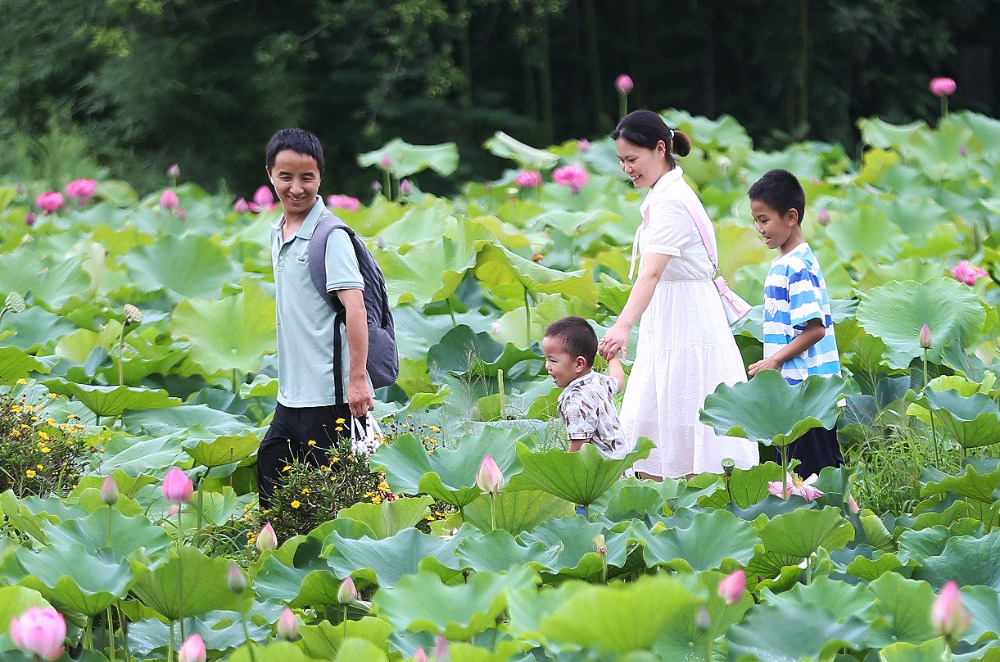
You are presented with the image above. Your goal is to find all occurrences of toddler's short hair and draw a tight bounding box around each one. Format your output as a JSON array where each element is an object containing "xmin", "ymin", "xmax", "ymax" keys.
[
  {"xmin": 544, "ymin": 316, "xmax": 597, "ymax": 367},
  {"xmin": 748, "ymin": 169, "xmax": 805, "ymax": 224}
]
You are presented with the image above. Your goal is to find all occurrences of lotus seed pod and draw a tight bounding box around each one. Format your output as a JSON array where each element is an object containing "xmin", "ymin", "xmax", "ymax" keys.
[
  {"xmin": 123, "ymin": 304, "xmax": 144, "ymax": 325},
  {"xmin": 5, "ymin": 291, "xmax": 26, "ymax": 313}
]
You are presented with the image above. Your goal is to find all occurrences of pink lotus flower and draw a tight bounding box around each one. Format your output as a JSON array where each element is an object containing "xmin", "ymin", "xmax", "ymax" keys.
[
  {"xmin": 178, "ymin": 633, "xmax": 206, "ymax": 662},
  {"xmin": 372, "ymin": 180, "xmax": 383, "ymax": 191},
  {"xmin": 249, "ymin": 186, "xmax": 276, "ymax": 212},
  {"xmin": 36, "ymin": 191, "xmax": 65, "ymax": 214},
  {"xmin": 413, "ymin": 648, "xmax": 429, "ymax": 662},
  {"xmin": 717, "ymin": 569, "xmax": 746, "ymax": 605},
  {"xmin": 475, "ymin": 454, "xmax": 504, "ymax": 496},
  {"xmin": 175, "ymin": 208, "xmax": 187, "ymax": 221},
  {"xmin": 578, "ymin": 138, "xmax": 591, "ymax": 152},
  {"xmin": 256, "ymin": 522, "xmax": 278, "ymax": 551},
  {"xmin": 768, "ymin": 472, "xmax": 823, "ymax": 501},
  {"xmin": 615, "ymin": 74, "xmax": 634, "ymax": 95},
  {"xmin": 233, "ymin": 198, "xmax": 252, "ymax": 213},
  {"xmin": 950, "ymin": 260, "xmax": 988, "ymax": 286},
  {"xmin": 337, "ymin": 577, "xmax": 358, "ymax": 605},
  {"xmin": 919, "ymin": 323, "xmax": 933, "ymax": 350},
  {"xmin": 327, "ymin": 194, "xmax": 361, "ymax": 212},
  {"xmin": 379, "ymin": 154, "xmax": 393, "ymax": 169},
  {"xmin": 553, "ymin": 165, "xmax": 589, "ymax": 194},
  {"xmin": 277, "ymin": 607, "xmax": 298, "ymax": 641},
  {"xmin": 399, "ymin": 179, "xmax": 414, "ymax": 196},
  {"xmin": 816, "ymin": 208, "xmax": 831, "ymax": 226},
  {"xmin": 167, "ymin": 163, "xmax": 181, "ymax": 178},
  {"xmin": 929, "ymin": 77, "xmax": 957, "ymax": 97},
  {"xmin": 9, "ymin": 606, "xmax": 66, "ymax": 660},
  {"xmin": 101, "ymin": 475, "xmax": 119, "ymax": 506},
  {"xmin": 227, "ymin": 562, "xmax": 246, "ymax": 594},
  {"xmin": 64, "ymin": 179, "xmax": 97, "ymax": 205},
  {"xmin": 160, "ymin": 189, "xmax": 179, "ymax": 210},
  {"xmin": 931, "ymin": 580, "xmax": 970, "ymax": 639},
  {"xmin": 434, "ymin": 636, "xmax": 450, "ymax": 662},
  {"xmin": 514, "ymin": 170, "xmax": 543, "ymax": 188},
  {"xmin": 25, "ymin": 212, "xmax": 37, "ymax": 227},
  {"xmin": 162, "ymin": 467, "xmax": 193, "ymax": 504}
]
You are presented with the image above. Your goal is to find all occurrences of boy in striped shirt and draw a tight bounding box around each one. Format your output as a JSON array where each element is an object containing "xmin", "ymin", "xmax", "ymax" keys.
[{"xmin": 747, "ymin": 169, "xmax": 844, "ymax": 478}]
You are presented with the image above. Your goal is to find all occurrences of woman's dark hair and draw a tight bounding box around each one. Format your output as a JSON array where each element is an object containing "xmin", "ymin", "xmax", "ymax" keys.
[
  {"xmin": 265, "ymin": 128, "xmax": 325, "ymax": 176},
  {"xmin": 611, "ymin": 109, "xmax": 691, "ymax": 168},
  {"xmin": 544, "ymin": 316, "xmax": 598, "ymax": 367}
]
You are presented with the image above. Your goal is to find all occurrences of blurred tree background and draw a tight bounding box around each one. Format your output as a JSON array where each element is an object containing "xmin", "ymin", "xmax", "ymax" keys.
[{"xmin": 1, "ymin": 0, "xmax": 996, "ymax": 198}]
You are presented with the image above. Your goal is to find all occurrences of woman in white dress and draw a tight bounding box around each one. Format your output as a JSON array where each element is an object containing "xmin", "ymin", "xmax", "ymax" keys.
[{"xmin": 598, "ymin": 110, "xmax": 759, "ymax": 480}]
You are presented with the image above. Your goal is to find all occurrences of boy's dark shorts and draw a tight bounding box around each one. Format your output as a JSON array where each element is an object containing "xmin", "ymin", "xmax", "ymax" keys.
[{"xmin": 775, "ymin": 426, "xmax": 844, "ymax": 479}]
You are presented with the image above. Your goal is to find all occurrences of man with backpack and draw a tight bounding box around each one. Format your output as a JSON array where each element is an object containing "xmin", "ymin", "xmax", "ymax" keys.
[{"xmin": 257, "ymin": 128, "xmax": 386, "ymax": 509}]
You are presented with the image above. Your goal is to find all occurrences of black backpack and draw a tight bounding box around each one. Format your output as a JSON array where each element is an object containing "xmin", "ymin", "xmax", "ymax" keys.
[{"xmin": 306, "ymin": 211, "xmax": 399, "ymax": 400}]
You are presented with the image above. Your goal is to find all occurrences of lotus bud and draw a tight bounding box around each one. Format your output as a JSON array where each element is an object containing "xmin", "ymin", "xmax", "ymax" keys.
[
  {"xmin": 434, "ymin": 636, "xmax": 450, "ymax": 662},
  {"xmin": 36, "ymin": 191, "xmax": 65, "ymax": 214},
  {"xmin": 25, "ymin": 212, "xmax": 37, "ymax": 227},
  {"xmin": 167, "ymin": 163, "xmax": 181, "ymax": 178},
  {"xmin": 816, "ymin": 208, "xmax": 831, "ymax": 226},
  {"xmin": 337, "ymin": 577, "xmax": 358, "ymax": 605},
  {"xmin": 101, "ymin": 475, "xmax": 119, "ymax": 506},
  {"xmin": 592, "ymin": 534, "xmax": 607, "ymax": 558},
  {"xmin": 929, "ymin": 77, "xmax": 957, "ymax": 97},
  {"xmin": 399, "ymin": 179, "xmax": 414, "ymax": 196},
  {"xmin": 175, "ymin": 208, "xmax": 187, "ymax": 221},
  {"xmin": 5, "ymin": 291, "xmax": 26, "ymax": 313},
  {"xmin": 919, "ymin": 323, "xmax": 932, "ymax": 350},
  {"xmin": 277, "ymin": 607, "xmax": 298, "ymax": 641},
  {"xmin": 9, "ymin": 606, "xmax": 66, "ymax": 661},
  {"xmin": 233, "ymin": 198, "xmax": 251, "ymax": 213},
  {"xmin": 167, "ymin": 505, "xmax": 179, "ymax": 517},
  {"xmin": 615, "ymin": 74, "xmax": 634, "ymax": 95},
  {"xmin": 717, "ymin": 569, "xmax": 746, "ymax": 606},
  {"xmin": 160, "ymin": 189, "xmax": 179, "ymax": 210},
  {"xmin": 413, "ymin": 648, "xmax": 429, "ymax": 662},
  {"xmin": 695, "ymin": 606, "xmax": 712, "ymax": 631},
  {"xmin": 931, "ymin": 580, "xmax": 970, "ymax": 639},
  {"xmin": 227, "ymin": 562, "xmax": 246, "ymax": 594},
  {"xmin": 256, "ymin": 522, "xmax": 278, "ymax": 551},
  {"xmin": 178, "ymin": 634, "xmax": 206, "ymax": 662},
  {"xmin": 578, "ymin": 138, "xmax": 591, "ymax": 152},
  {"xmin": 475, "ymin": 454, "xmax": 504, "ymax": 496},
  {"xmin": 162, "ymin": 467, "xmax": 193, "ymax": 504},
  {"xmin": 123, "ymin": 304, "xmax": 143, "ymax": 325},
  {"xmin": 371, "ymin": 180, "xmax": 383, "ymax": 191},
  {"xmin": 379, "ymin": 154, "xmax": 393, "ymax": 169},
  {"xmin": 490, "ymin": 322, "xmax": 501, "ymax": 335},
  {"xmin": 960, "ymin": 144, "xmax": 968, "ymax": 157}
]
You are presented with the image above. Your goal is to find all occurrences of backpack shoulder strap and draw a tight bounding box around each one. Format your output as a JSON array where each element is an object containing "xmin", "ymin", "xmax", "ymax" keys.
[{"xmin": 307, "ymin": 211, "xmax": 350, "ymax": 309}]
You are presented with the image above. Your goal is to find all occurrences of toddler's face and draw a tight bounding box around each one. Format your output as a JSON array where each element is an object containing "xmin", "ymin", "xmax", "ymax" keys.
[{"xmin": 541, "ymin": 336, "xmax": 583, "ymax": 388}]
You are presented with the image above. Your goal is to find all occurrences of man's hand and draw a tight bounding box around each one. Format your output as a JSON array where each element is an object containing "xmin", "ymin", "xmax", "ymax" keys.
[{"xmin": 347, "ymin": 376, "xmax": 374, "ymax": 418}]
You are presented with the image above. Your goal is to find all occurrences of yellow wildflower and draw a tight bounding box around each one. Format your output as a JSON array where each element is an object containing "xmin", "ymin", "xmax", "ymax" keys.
[
  {"xmin": 47, "ymin": 393, "xmax": 58, "ymax": 399},
  {"xmin": 371, "ymin": 495, "xmax": 382, "ymax": 504},
  {"xmin": 36, "ymin": 464, "xmax": 43, "ymax": 470},
  {"xmin": 300, "ymin": 488, "xmax": 309, "ymax": 495},
  {"xmin": 282, "ymin": 465, "xmax": 291, "ymax": 472},
  {"xmin": 38, "ymin": 431, "xmax": 49, "ymax": 441},
  {"xmin": 378, "ymin": 481, "xmax": 389, "ymax": 492},
  {"xmin": 11, "ymin": 429, "xmax": 21, "ymax": 437},
  {"xmin": 11, "ymin": 406, "xmax": 20, "ymax": 413},
  {"xmin": 26, "ymin": 470, "xmax": 36, "ymax": 478},
  {"xmin": 40, "ymin": 447, "xmax": 51, "ymax": 454},
  {"xmin": 331, "ymin": 456, "xmax": 340, "ymax": 463},
  {"xmin": 291, "ymin": 500, "xmax": 301, "ymax": 509},
  {"xmin": 46, "ymin": 418, "xmax": 56, "ymax": 425},
  {"xmin": 335, "ymin": 425, "xmax": 343, "ymax": 432},
  {"xmin": 335, "ymin": 417, "xmax": 346, "ymax": 424},
  {"xmin": 429, "ymin": 425, "xmax": 440, "ymax": 432},
  {"xmin": 16, "ymin": 378, "xmax": 27, "ymax": 384},
  {"xmin": 307, "ymin": 439, "xmax": 316, "ymax": 446}
]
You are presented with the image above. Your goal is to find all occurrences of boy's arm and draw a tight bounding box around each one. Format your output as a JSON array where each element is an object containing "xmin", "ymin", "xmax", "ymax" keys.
[
  {"xmin": 608, "ymin": 355, "xmax": 625, "ymax": 394},
  {"xmin": 748, "ymin": 318, "xmax": 825, "ymax": 377}
]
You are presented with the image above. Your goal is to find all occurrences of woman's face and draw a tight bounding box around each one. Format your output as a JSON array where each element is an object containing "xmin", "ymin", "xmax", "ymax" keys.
[{"xmin": 616, "ymin": 138, "xmax": 669, "ymax": 189}]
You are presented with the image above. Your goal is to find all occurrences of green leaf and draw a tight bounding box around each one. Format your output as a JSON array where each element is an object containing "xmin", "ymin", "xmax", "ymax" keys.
[
  {"xmin": 517, "ymin": 518, "xmax": 630, "ymax": 580},
  {"xmin": 427, "ymin": 324, "xmax": 541, "ymax": 378},
  {"xmin": 635, "ymin": 509, "xmax": 759, "ymax": 572},
  {"xmin": 455, "ymin": 489, "xmax": 573, "ymax": 535},
  {"xmin": 876, "ymin": 638, "xmax": 951, "ymax": 662},
  {"xmin": 700, "ymin": 372, "xmax": 846, "ymax": 447},
  {"xmin": 42, "ymin": 381, "xmax": 181, "ymax": 420},
  {"xmin": 252, "ymin": 532, "xmax": 344, "ymax": 607},
  {"xmin": 905, "ymin": 389, "xmax": 1000, "ymax": 450},
  {"xmin": 336, "ymin": 496, "xmax": 435, "ymax": 540},
  {"xmin": 475, "ymin": 242, "xmax": 598, "ymax": 308},
  {"xmin": 747, "ymin": 507, "xmax": 855, "ymax": 577},
  {"xmin": 299, "ymin": 618, "xmax": 394, "ymax": 661},
  {"xmin": 323, "ymin": 527, "xmax": 463, "ymax": 589},
  {"xmin": 130, "ymin": 545, "xmax": 243, "ymax": 619},
  {"xmin": 507, "ymin": 438, "xmax": 654, "ymax": 506},
  {"xmin": 182, "ymin": 431, "xmax": 261, "ymax": 468},
  {"xmin": 727, "ymin": 601, "xmax": 871, "ymax": 661},
  {"xmin": 41, "ymin": 509, "xmax": 172, "ymax": 564},
  {"xmin": 357, "ymin": 138, "xmax": 459, "ymax": 178},
  {"xmin": 916, "ymin": 528, "xmax": 1000, "ymax": 590},
  {"xmin": 454, "ymin": 529, "xmax": 562, "ymax": 573},
  {"xmin": 0, "ymin": 586, "xmax": 51, "ymax": 634},
  {"xmin": 867, "ymin": 572, "xmax": 937, "ymax": 647},
  {"xmin": 0, "ymin": 345, "xmax": 49, "ymax": 383},
  {"xmin": 124, "ymin": 234, "xmax": 241, "ymax": 300},
  {"xmin": 761, "ymin": 576, "xmax": 877, "ymax": 628},
  {"xmin": 484, "ymin": 131, "xmax": 560, "ymax": 169}
]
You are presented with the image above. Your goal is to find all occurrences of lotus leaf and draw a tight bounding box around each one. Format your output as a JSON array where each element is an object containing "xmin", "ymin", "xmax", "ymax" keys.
[
  {"xmin": 0, "ymin": 345, "xmax": 49, "ymax": 383},
  {"xmin": 455, "ymin": 529, "xmax": 561, "ymax": 573},
  {"xmin": 0, "ymin": 491, "xmax": 86, "ymax": 544},
  {"xmin": 0, "ymin": 306, "xmax": 77, "ymax": 352},
  {"xmin": 905, "ymin": 389, "xmax": 1000, "ymax": 449},
  {"xmin": 253, "ymin": 534, "xmax": 344, "ymax": 607},
  {"xmin": 865, "ymin": 572, "xmax": 938, "ymax": 647},
  {"xmin": 485, "ymin": 131, "xmax": 559, "ymax": 169},
  {"xmin": 474, "ymin": 242, "xmax": 599, "ymax": 309},
  {"xmin": 42, "ymin": 381, "xmax": 180, "ymax": 423},
  {"xmin": 747, "ymin": 506, "xmax": 854, "ymax": 578},
  {"xmin": 123, "ymin": 233, "xmax": 241, "ymax": 301},
  {"xmin": 225, "ymin": 641, "xmax": 316, "ymax": 662},
  {"xmin": 517, "ymin": 517, "xmax": 629, "ymax": 581},
  {"xmin": 323, "ymin": 527, "xmax": 464, "ymax": 589},
  {"xmin": 131, "ymin": 545, "xmax": 244, "ymax": 619},
  {"xmin": 98, "ymin": 433, "xmax": 188, "ymax": 476},
  {"xmin": 847, "ymin": 551, "xmax": 904, "ymax": 581},
  {"xmin": 122, "ymin": 404, "xmax": 251, "ymax": 437},
  {"xmin": 0, "ymin": 586, "xmax": 51, "ymax": 634},
  {"xmin": 0, "ymin": 251, "xmax": 92, "ymax": 311},
  {"xmin": 357, "ymin": 138, "xmax": 458, "ymax": 178},
  {"xmin": 877, "ymin": 638, "xmax": 952, "ymax": 661},
  {"xmin": 335, "ymin": 496, "xmax": 435, "ymax": 540},
  {"xmin": 727, "ymin": 601, "xmax": 871, "ymax": 661},
  {"xmin": 635, "ymin": 509, "xmax": 759, "ymax": 572},
  {"xmin": 182, "ymin": 431, "xmax": 261, "ymax": 468},
  {"xmin": 457, "ymin": 489, "xmax": 574, "ymax": 535},
  {"xmin": 427, "ymin": 324, "xmax": 541, "ymax": 378},
  {"xmin": 41, "ymin": 508, "xmax": 172, "ymax": 563},
  {"xmin": 915, "ymin": 528, "xmax": 1000, "ymax": 590},
  {"xmin": 299, "ymin": 618, "xmax": 394, "ymax": 660}
]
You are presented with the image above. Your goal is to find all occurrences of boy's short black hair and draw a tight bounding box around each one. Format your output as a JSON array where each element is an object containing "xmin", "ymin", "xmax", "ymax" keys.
[
  {"xmin": 266, "ymin": 128, "xmax": 325, "ymax": 176},
  {"xmin": 544, "ymin": 316, "xmax": 597, "ymax": 368},
  {"xmin": 747, "ymin": 169, "xmax": 805, "ymax": 225}
]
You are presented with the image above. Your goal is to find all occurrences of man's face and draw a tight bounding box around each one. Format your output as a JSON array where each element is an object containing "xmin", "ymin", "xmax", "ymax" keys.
[{"xmin": 267, "ymin": 149, "xmax": 321, "ymax": 222}]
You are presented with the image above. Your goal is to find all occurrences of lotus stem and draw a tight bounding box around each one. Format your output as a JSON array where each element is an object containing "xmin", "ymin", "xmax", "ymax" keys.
[
  {"xmin": 176, "ymin": 507, "xmax": 186, "ymax": 641},
  {"xmin": 781, "ymin": 446, "xmax": 789, "ymax": 498},
  {"xmin": 498, "ymin": 369, "xmax": 506, "ymax": 420},
  {"xmin": 0, "ymin": 307, "xmax": 9, "ymax": 329},
  {"xmin": 195, "ymin": 475, "xmax": 204, "ymax": 548},
  {"xmin": 107, "ymin": 503, "xmax": 113, "ymax": 548},
  {"xmin": 523, "ymin": 287, "xmax": 531, "ymax": 346},
  {"xmin": 489, "ymin": 494, "xmax": 497, "ymax": 532},
  {"xmin": 107, "ymin": 606, "xmax": 117, "ymax": 662},
  {"xmin": 117, "ymin": 323, "xmax": 127, "ymax": 386},
  {"xmin": 167, "ymin": 622, "xmax": 175, "ymax": 662},
  {"xmin": 924, "ymin": 350, "xmax": 940, "ymax": 469},
  {"xmin": 447, "ymin": 298, "xmax": 457, "ymax": 328}
]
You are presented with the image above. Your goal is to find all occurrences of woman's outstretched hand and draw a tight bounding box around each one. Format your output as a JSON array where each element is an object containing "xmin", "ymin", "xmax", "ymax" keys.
[{"xmin": 598, "ymin": 324, "xmax": 629, "ymax": 361}]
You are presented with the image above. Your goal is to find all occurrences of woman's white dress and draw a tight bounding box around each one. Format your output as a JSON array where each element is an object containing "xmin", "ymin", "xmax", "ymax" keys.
[{"xmin": 621, "ymin": 167, "xmax": 759, "ymax": 478}]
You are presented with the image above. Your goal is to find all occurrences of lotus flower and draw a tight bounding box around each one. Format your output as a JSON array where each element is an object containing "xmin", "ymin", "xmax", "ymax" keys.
[
  {"xmin": 578, "ymin": 138, "xmax": 591, "ymax": 152},
  {"xmin": 413, "ymin": 648, "xmax": 429, "ymax": 662},
  {"xmin": 929, "ymin": 77, "xmax": 957, "ymax": 97},
  {"xmin": 233, "ymin": 198, "xmax": 252, "ymax": 213},
  {"xmin": 36, "ymin": 191, "xmax": 65, "ymax": 214},
  {"xmin": 162, "ymin": 467, "xmax": 193, "ymax": 504},
  {"xmin": 768, "ymin": 472, "xmax": 823, "ymax": 501},
  {"xmin": 337, "ymin": 577, "xmax": 358, "ymax": 605},
  {"xmin": 919, "ymin": 323, "xmax": 933, "ymax": 350},
  {"xmin": 9, "ymin": 606, "xmax": 66, "ymax": 660},
  {"xmin": 717, "ymin": 569, "xmax": 746, "ymax": 605},
  {"xmin": 256, "ymin": 522, "xmax": 278, "ymax": 551},
  {"xmin": 160, "ymin": 189, "xmax": 179, "ymax": 210},
  {"xmin": 178, "ymin": 633, "xmax": 206, "ymax": 662},
  {"xmin": 950, "ymin": 260, "xmax": 988, "ymax": 286},
  {"xmin": 64, "ymin": 179, "xmax": 97, "ymax": 205},
  {"xmin": 101, "ymin": 476, "xmax": 119, "ymax": 506},
  {"xmin": 816, "ymin": 208, "xmax": 831, "ymax": 226},
  {"xmin": 399, "ymin": 179, "xmax": 414, "ymax": 196},
  {"xmin": 931, "ymin": 580, "xmax": 970, "ymax": 639},
  {"xmin": 24, "ymin": 212, "xmax": 36, "ymax": 227},
  {"xmin": 615, "ymin": 74, "xmax": 634, "ymax": 95},
  {"xmin": 515, "ymin": 170, "xmax": 543, "ymax": 188},
  {"xmin": 434, "ymin": 636, "xmax": 450, "ymax": 662},
  {"xmin": 379, "ymin": 154, "xmax": 393, "ymax": 169},
  {"xmin": 167, "ymin": 163, "xmax": 181, "ymax": 178},
  {"xmin": 277, "ymin": 607, "xmax": 298, "ymax": 641},
  {"xmin": 327, "ymin": 194, "xmax": 361, "ymax": 212},
  {"xmin": 475, "ymin": 454, "xmax": 504, "ymax": 496},
  {"xmin": 227, "ymin": 562, "xmax": 246, "ymax": 594},
  {"xmin": 175, "ymin": 208, "xmax": 187, "ymax": 221},
  {"xmin": 371, "ymin": 180, "xmax": 383, "ymax": 191},
  {"xmin": 552, "ymin": 165, "xmax": 589, "ymax": 194},
  {"xmin": 249, "ymin": 186, "xmax": 276, "ymax": 212}
]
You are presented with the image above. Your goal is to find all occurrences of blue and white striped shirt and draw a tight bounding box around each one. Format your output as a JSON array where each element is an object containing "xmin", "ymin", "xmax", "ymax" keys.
[{"xmin": 762, "ymin": 243, "xmax": 841, "ymax": 384}]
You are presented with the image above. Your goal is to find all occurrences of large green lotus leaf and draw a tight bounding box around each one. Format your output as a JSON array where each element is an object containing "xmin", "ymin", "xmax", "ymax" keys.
[
  {"xmin": 700, "ymin": 371, "xmax": 846, "ymax": 447},
  {"xmin": 962, "ymin": 584, "xmax": 1000, "ymax": 646},
  {"xmin": 846, "ymin": 551, "xmax": 904, "ymax": 582},
  {"xmin": 225, "ymin": 641, "xmax": 315, "ymax": 662},
  {"xmin": 916, "ymin": 528, "xmax": 1000, "ymax": 590},
  {"xmin": 0, "ymin": 586, "xmax": 50, "ymax": 634},
  {"xmin": 252, "ymin": 533, "xmax": 344, "ymax": 607},
  {"xmin": 517, "ymin": 518, "xmax": 629, "ymax": 580},
  {"xmin": 40, "ymin": 508, "xmax": 172, "ymax": 563},
  {"xmin": 859, "ymin": 117, "xmax": 926, "ymax": 150},
  {"xmin": 170, "ymin": 282, "xmax": 276, "ymax": 376},
  {"xmin": 98, "ymin": 434, "xmax": 188, "ymax": 475},
  {"xmin": 332, "ymin": 639, "xmax": 389, "ymax": 662},
  {"xmin": 664, "ymin": 109, "xmax": 753, "ymax": 151},
  {"xmin": 299, "ymin": 618, "xmax": 394, "ymax": 661},
  {"xmin": 335, "ymin": 496, "xmax": 435, "ymax": 540},
  {"xmin": 0, "ymin": 345, "xmax": 49, "ymax": 383},
  {"xmin": 901, "ymin": 121, "xmax": 973, "ymax": 181},
  {"xmin": 537, "ymin": 574, "xmax": 702, "ymax": 654},
  {"xmin": 825, "ymin": 203, "xmax": 905, "ymax": 264},
  {"xmin": 856, "ymin": 279, "xmax": 985, "ymax": 370},
  {"xmin": 378, "ymin": 232, "xmax": 482, "ymax": 307},
  {"xmin": 427, "ymin": 324, "xmax": 541, "ymax": 378},
  {"xmin": 747, "ymin": 507, "xmax": 854, "ymax": 577},
  {"xmin": 0, "ymin": 305, "xmax": 77, "ymax": 352},
  {"xmin": 727, "ymin": 601, "xmax": 870, "ymax": 661},
  {"xmin": 454, "ymin": 529, "xmax": 561, "ymax": 573},
  {"xmin": 357, "ymin": 138, "xmax": 458, "ymax": 178},
  {"xmin": 484, "ymin": 131, "xmax": 559, "ymax": 169},
  {"xmin": 373, "ymin": 567, "xmax": 537, "ymax": 640},
  {"xmin": 880, "ymin": 196, "xmax": 952, "ymax": 241},
  {"xmin": 866, "ymin": 572, "xmax": 937, "ymax": 647},
  {"xmin": 475, "ymin": 243, "xmax": 598, "ymax": 308},
  {"xmin": 877, "ymin": 638, "xmax": 951, "ymax": 662},
  {"xmin": 0, "ymin": 251, "xmax": 92, "ymax": 311},
  {"xmin": 897, "ymin": 520, "xmax": 985, "ymax": 565},
  {"xmin": 323, "ymin": 527, "xmax": 463, "ymax": 589},
  {"xmin": 698, "ymin": 462, "xmax": 785, "ymax": 509},
  {"xmin": 131, "ymin": 545, "xmax": 243, "ymax": 619},
  {"xmin": 744, "ymin": 148, "xmax": 824, "ymax": 183},
  {"xmin": 124, "ymin": 234, "xmax": 240, "ymax": 300},
  {"xmin": 635, "ymin": 509, "xmax": 758, "ymax": 572},
  {"xmin": 918, "ymin": 461, "xmax": 1000, "ymax": 505},
  {"xmin": 122, "ymin": 404, "xmax": 251, "ymax": 437},
  {"xmin": 601, "ymin": 484, "xmax": 667, "ymax": 521},
  {"xmin": 905, "ymin": 389, "xmax": 1000, "ymax": 449},
  {"xmin": 11, "ymin": 542, "xmax": 134, "ymax": 616},
  {"xmin": 454, "ymin": 489, "xmax": 573, "ymax": 535},
  {"xmin": 42, "ymin": 381, "xmax": 180, "ymax": 421},
  {"xmin": 182, "ymin": 431, "xmax": 261, "ymax": 468},
  {"xmin": 762, "ymin": 576, "xmax": 877, "ymax": 627},
  {"xmin": 506, "ymin": 438, "xmax": 653, "ymax": 506},
  {"xmin": 370, "ymin": 427, "xmax": 522, "ymax": 509},
  {"xmin": 0, "ymin": 491, "xmax": 85, "ymax": 544}
]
